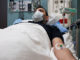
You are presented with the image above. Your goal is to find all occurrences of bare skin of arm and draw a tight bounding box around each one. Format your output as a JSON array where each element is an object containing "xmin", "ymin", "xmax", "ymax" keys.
[{"xmin": 52, "ymin": 37, "xmax": 76, "ymax": 60}]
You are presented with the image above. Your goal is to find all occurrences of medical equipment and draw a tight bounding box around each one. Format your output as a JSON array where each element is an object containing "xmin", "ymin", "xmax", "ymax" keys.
[
  {"xmin": 9, "ymin": 0, "xmax": 41, "ymax": 19},
  {"xmin": 32, "ymin": 0, "xmax": 41, "ymax": 10},
  {"xmin": 48, "ymin": 0, "xmax": 71, "ymax": 15},
  {"xmin": 62, "ymin": 8, "xmax": 77, "ymax": 14},
  {"xmin": 60, "ymin": 8, "xmax": 77, "ymax": 28},
  {"xmin": 19, "ymin": 0, "xmax": 25, "ymax": 11},
  {"xmin": 9, "ymin": 0, "xmax": 16, "ymax": 10},
  {"xmin": 18, "ymin": 0, "xmax": 24, "ymax": 19},
  {"xmin": 67, "ymin": 19, "xmax": 80, "ymax": 58},
  {"xmin": 67, "ymin": 19, "xmax": 80, "ymax": 29},
  {"xmin": 55, "ymin": 43, "xmax": 66, "ymax": 50},
  {"xmin": 48, "ymin": 0, "xmax": 71, "ymax": 27},
  {"xmin": 9, "ymin": 0, "xmax": 34, "ymax": 12}
]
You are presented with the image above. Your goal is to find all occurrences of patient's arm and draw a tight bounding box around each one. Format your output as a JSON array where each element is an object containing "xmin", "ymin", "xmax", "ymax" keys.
[{"xmin": 52, "ymin": 37, "xmax": 76, "ymax": 60}]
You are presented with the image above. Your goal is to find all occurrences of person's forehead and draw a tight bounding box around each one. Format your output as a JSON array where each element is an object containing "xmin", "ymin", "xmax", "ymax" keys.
[{"xmin": 36, "ymin": 8, "xmax": 45, "ymax": 11}]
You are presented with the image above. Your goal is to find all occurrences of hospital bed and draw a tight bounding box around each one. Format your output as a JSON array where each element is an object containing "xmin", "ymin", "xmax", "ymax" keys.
[{"xmin": 0, "ymin": 21, "xmax": 78, "ymax": 60}]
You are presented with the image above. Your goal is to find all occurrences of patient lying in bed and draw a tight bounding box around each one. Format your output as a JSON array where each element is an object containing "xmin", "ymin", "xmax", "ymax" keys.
[{"xmin": 0, "ymin": 22, "xmax": 76, "ymax": 60}]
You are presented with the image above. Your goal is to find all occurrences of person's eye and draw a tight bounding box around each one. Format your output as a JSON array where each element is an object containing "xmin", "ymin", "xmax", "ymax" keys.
[
  {"xmin": 39, "ymin": 9, "xmax": 44, "ymax": 12},
  {"xmin": 39, "ymin": 10, "xmax": 42, "ymax": 12}
]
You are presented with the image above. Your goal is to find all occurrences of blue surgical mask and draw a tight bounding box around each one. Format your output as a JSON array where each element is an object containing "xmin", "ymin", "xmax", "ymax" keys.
[{"xmin": 32, "ymin": 10, "xmax": 44, "ymax": 22}]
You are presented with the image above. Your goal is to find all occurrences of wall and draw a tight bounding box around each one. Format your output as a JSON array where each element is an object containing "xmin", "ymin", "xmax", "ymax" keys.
[{"xmin": 7, "ymin": 0, "xmax": 48, "ymax": 26}]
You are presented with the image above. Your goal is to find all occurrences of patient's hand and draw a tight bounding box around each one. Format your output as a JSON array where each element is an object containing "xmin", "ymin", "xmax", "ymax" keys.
[{"xmin": 52, "ymin": 37, "xmax": 76, "ymax": 60}]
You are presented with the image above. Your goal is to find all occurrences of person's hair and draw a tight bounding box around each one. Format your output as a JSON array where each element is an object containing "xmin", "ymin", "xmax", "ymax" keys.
[{"xmin": 35, "ymin": 5, "xmax": 48, "ymax": 16}]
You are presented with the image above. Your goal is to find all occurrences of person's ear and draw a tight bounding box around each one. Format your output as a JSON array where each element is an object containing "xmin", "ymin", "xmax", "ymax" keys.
[{"xmin": 45, "ymin": 16, "xmax": 49, "ymax": 22}]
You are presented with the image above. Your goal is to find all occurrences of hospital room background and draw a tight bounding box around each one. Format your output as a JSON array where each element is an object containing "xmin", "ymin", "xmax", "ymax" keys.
[{"xmin": 0, "ymin": 0, "xmax": 80, "ymax": 59}]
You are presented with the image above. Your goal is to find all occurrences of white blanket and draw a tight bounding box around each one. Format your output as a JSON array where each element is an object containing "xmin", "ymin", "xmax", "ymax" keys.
[
  {"xmin": 0, "ymin": 23, "xmax": 77, "ymax": 60},
  {"xmin": 0, "ymin": 23, "xmax": 55, "ymax": 60}
]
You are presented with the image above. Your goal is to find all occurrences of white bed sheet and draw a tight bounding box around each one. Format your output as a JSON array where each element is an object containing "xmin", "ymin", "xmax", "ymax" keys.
[
  {"xmin": 0, "ymin": 23, "xmax": 55, "ymax": 60},
  {"xmin": 0, "ymin": 23, "xmax": 77, "ymax": 60}
]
